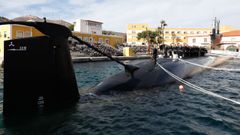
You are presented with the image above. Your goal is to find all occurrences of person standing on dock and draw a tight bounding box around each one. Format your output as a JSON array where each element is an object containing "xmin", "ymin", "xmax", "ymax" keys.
[{"xmin": 152, "ymin": 47, "xmax": 158, "ymax": 64}]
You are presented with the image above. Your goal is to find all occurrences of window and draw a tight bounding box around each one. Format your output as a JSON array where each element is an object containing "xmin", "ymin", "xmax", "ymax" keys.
[
  {"xmin": 177, "ymin": 36, "xmax": 181, "ymax": 39},
  {"xmin": 184, "ymin": 31, "xmax": 188, "ymax": 34},
  {"xmin": 177, "ymin": 31, "xmax": 181, "ymax": 34},
  {"xmin": 83, "ymin": 37, "xmax": 89, "ymax": 42},
  {"xmin": 192, "ymin": 38, "xmax": 196, "ymax": 43},
  {"xmin": 24, "ymin": 31, "xmax": 32, "ymax": 37},
  {"xmin": 165, "ymin": 31, "xmax": 169, "ymax": 34},
  {"xmin": 132, "ymin": 30, "xmax": 136, "ymax": 34},
  {"xmin": 204, "ymin": 38, "xmax": 208, "ymax": 42},
  {"xmin": 142, "ymin": 26, "xmax": 145, "ymax": 28},
  {"xmin": 197, "ymin": 31, "xmax": 201, "ymax": 34},
  {"xmin": 16, "ymin": 31, "xmax": 24, "ymax": 38},
  {"xmin": 203, "ymin": 31, "xmax": 207, "ymax": 34},
  {"xmin": 171, "ymin": 31, "xmax": 175, "ymax": 34},
  {"xmin": 190, "ymin": 31, "xmax": 194, "ymax": 34}
]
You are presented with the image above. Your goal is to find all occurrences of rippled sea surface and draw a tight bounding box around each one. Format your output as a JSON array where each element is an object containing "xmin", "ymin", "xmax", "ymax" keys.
[{"xmin": 0, "ymin": 58, "xmax": 240, "ymax": 135}]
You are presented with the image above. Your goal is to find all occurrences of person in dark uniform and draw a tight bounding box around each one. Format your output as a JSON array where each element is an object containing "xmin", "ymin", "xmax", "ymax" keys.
[{"xmin": 152, "ymin": 47, "xmax": 158, "ymax": 64}]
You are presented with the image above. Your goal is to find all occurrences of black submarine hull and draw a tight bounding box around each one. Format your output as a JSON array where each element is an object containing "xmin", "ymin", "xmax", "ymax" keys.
[{"xmin": 94, "ymin": 56, "xmax": 230, "ymax": 95}]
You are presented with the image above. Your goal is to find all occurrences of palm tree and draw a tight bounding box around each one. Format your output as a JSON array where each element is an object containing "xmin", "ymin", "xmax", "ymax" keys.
[
  {"xmin": 159, "ymin": 20, "xmax": 167, "ymax": 45},
  {"xmin": 160, "ymin": 20, "xmax": 167, "ymax": 28},
  {"xmin": 137, "ymin": 30, "xmax": 158, "ymax": 53},
  {"xmin": 137, "ymin": 30, "xmax": 158, "ymax": 44}
]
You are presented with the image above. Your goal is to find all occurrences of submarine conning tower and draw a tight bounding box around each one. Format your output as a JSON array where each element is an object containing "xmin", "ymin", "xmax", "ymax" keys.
[{"xmin": 1, "ymin": 21, "xmax": 80, "ymax": 116}]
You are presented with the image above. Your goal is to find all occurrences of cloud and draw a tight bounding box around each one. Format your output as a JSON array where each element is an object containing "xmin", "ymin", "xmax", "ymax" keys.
[
  {"xmin": 1, "ymin": 0, "xmax": 240, "ymax": 32},
  {"xmin": 67, "ymin": 0, "xmax": 240, "ymax": 32},
  {"xmin": 0, "ymin": 0, "xmax": 49, "ymax": 10},
  {"xmin": 69, "ymin": 0, "xmax": 99, "ymax": 7},
  {"xmin": 0, "ymin": 0, "xmax": 49, "ymax": 18}
]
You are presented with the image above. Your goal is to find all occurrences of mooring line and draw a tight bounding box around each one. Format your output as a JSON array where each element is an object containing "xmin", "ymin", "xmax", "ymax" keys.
[
  {"xmin": 156, "ymin": 62, "xmax": 240, "ymax": 106},
  {"xmin": 178, "ymin": 58, "xmax": 240, "ymax": 72}
]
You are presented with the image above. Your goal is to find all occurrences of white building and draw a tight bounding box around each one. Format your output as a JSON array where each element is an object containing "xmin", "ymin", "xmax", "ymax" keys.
[
  {"xmin": 220, "ymin": 30, "xmax": 240, "ymax": 51},
  {"xmin": 74, "ymin": 19, "xmax": 103, "ymax": 35},
  {"xmin": 187, "ymin": 35, "xmax": 211, "ymax": 47},
  {"xmin": 187, "ymin": 30, "xmax": 240, "ymax": 51}
]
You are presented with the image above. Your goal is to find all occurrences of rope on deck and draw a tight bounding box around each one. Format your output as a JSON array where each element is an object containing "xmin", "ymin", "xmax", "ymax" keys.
[{"xmin": 156, "ymin": 62, "xmax": 240, "ymax": 106}]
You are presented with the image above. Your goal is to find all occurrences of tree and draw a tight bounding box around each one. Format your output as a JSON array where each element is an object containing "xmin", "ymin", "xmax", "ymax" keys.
[
  {"xmin": 158, "ymin": 20, "xmax": 167, "ymax": 45},
  {"xmin": 68, "ymin": 24, "xmax": 74, "ymax": 31},
  {"xmin": 103, "ymin": 30, "xmax": 115, "ymax": 35},
  {"xmin": 137, "ymin": 30, "xmax": 158, "ymax": 44},
  {"xmin": 137, "ymin": 30, "xmax": 158, "ymax": 54},
  {"xmin": 137, "ymin": 20, "xmax": 167, "ymax": 53}
]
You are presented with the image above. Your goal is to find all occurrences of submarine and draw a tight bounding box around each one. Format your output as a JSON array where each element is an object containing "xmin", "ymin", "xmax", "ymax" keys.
[
  {"xmin": 0, "ymin": 20, "xmax": 229, "ymax": 116},
  {"xmin": 93, "ymin": 48, "xmax": 230, "ymax": 95},
  {"xmin": 93, "ymin": 17, "xmax": 228, "ymax": 95}
]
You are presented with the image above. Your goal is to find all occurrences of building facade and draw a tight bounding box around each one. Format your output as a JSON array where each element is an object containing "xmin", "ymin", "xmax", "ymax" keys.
[
  {"xmin": 74, "ymin": 19, "xmax": 103, "ymax": 35},
  {"xmin": 187, "ymin": 30, "xmax": 240, "ymax": 51},
  {"xmin": 127, "ymin": 24, "xmax": 150, "ymax": 45},
  {"xmin": 220, "ymin": 30, "xmax": 240, "ymax": 51},
  {"xmin": 187, "ymin": 35, "xmax": 211, "ymax": 47},
  {"xmin": 73, "ymin": 19, "xmax": 124, "ymax": 47},
  {"xmin": 164, "ymin": 28, "xmax": 211, "ymax": 45},
  {"xmin": 72, "ymin": 32, "xmax": 124, "ymax": 48},
  {"xmin": 127, "ymin": 23, "xmax": 236, "ymax": 46}
]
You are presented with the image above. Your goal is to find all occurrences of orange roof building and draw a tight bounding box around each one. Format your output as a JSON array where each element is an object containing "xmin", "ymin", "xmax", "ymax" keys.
[{"xmin": 222, "ymin": 30, "xmax": 240, "ymax": 37}]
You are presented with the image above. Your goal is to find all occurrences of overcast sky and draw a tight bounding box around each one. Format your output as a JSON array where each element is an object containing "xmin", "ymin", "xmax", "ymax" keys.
[{"xmin": 0, "ymin": 0, "xmax": 239, "ymax": 32}]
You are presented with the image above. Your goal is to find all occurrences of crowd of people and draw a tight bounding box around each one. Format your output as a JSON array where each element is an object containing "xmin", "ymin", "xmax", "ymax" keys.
[{"xmin": 159, "ymin": 45, "xmax": 208, "ymax": 58}]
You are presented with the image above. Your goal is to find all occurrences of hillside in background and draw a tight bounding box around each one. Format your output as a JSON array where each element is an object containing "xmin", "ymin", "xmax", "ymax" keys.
[
  {"xmin": 0, "ymin": 16, "xmax": 9, "ymax": 22},
  {"xmin": 0, "ymin": 15, "xmax": 72, "ymax": 28}
]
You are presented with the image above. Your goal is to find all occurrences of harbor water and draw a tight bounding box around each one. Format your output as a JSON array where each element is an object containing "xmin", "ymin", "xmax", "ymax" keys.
[{"xmin": 0, "ymin": 58, "xmax": 239, "ymax": 135}]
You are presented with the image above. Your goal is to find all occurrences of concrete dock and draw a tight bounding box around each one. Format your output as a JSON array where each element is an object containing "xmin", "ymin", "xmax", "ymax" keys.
[{"xmin": 72, "ymin": 55, "xmax": 151, "ymax": 63}]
